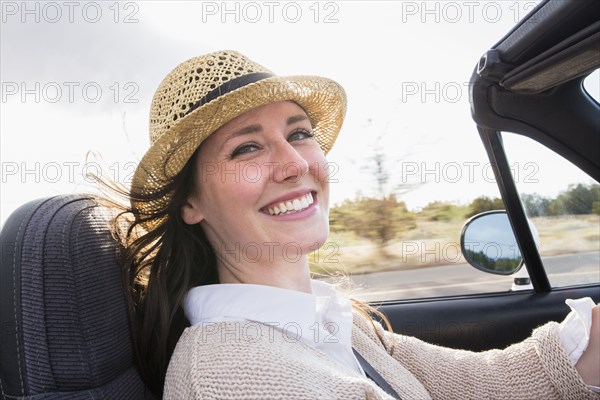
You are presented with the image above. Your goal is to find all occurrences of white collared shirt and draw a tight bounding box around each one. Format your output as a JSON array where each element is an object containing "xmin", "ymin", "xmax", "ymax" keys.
[{"xmin": 183, "ymin": 280, "xmax": 365, "ymax": 376}]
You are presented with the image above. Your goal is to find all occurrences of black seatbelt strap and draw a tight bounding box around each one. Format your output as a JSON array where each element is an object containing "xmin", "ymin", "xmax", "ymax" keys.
[{"xmin": 352, "ymin": 348, "xmax": 402, "ymax": 400}]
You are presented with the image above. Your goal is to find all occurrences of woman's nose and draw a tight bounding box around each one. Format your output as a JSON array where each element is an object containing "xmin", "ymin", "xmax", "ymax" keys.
[{"xmin": 269, "ymin": 141, "xmax": 309, "ymax": 183}]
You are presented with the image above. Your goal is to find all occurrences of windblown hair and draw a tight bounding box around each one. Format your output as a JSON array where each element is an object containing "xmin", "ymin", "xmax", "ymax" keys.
[{"xmin": 101, "ymin": 148, "xmax": 218, "ymax": 396}]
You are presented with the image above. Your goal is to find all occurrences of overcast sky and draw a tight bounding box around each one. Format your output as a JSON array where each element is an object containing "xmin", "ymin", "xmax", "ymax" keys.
[{"xmin": 1, "ymin": 0, "xmax": 597, "ymax": 225}]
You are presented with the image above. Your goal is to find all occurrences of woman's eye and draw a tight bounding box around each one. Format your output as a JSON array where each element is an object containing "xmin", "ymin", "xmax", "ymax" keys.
[
  {"xmin": 288, "ymin": 129, "xmax": 314, "ymax": 142},
  {"xmin": 231, "ymin": 143, "xmax": 260, "ymax": 158}
]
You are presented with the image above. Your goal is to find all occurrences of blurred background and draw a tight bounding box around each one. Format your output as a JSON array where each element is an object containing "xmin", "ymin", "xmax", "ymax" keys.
[{"xmin": 2, "ymin": 1, "xmax": 598, "ymax": 299}]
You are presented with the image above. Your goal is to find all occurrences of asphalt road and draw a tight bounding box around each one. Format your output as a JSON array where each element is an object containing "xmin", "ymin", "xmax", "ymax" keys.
[{"xmin": 334, "ymin": 251, "xmax": 600, "ymax": 302}]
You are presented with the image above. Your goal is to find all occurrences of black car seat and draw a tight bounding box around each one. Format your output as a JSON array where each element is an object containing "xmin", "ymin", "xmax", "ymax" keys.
[{"xmin": 0, "ymin": 194, "xmax": 155, "ymax": 399}]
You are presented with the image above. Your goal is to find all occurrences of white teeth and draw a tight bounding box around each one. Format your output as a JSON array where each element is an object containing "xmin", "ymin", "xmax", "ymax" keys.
[
  {"xmin": 293, "ymin": 199, "xmax": 301, "ymax": 210},
  {"xmin": 265, "ymin": 193, "xmax": 315, "ymax": 216}
]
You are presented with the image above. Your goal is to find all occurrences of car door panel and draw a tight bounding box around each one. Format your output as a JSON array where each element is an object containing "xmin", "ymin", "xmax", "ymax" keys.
[{"xmin": 381, "ymin": 286, "xmax": 600, "ymax": 352}]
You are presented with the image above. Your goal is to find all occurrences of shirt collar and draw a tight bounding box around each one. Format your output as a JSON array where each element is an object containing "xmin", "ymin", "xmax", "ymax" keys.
[{"xmin": 183, "ymin": 280, "xmax": 354, "ymax": 347}]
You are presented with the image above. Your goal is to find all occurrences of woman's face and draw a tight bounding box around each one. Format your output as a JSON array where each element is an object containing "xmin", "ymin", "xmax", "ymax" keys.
[{"xmin": 182, "ymin": 101, "xmax": 331, "ymax": 267}]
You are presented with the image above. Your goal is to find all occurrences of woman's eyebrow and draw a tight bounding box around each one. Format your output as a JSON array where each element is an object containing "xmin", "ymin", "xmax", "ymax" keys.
[
  {"xmin": 230, "ymin": 114, "xmax": 308, "ymax": 140},
  {"xmin": 230, "ymin": 124, "xmax": 262, "ymax": 139},
  {"xmin": 219, "ymin": 124, "xmax": 262, "ymax": 152},
  {"xmin": 287, "ymin": 114, "xmax": 309, "ymax": 125}
]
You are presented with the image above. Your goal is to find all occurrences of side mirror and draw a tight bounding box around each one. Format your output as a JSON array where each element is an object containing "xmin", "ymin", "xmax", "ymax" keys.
[{"xmin": 460, "ymin": 210, "xmax": 523, "ymax": 275}]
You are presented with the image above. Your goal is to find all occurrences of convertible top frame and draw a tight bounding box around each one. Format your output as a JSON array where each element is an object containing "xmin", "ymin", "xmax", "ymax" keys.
[{"xmin": 469, "ymin": 0, "xmax": 600, "ymax": 293}]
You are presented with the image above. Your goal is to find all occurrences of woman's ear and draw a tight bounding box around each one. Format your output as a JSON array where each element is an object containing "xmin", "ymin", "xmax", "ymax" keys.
[{"xmin": 181, "ymin": 197, "xmax": 204, "ymax": 225}]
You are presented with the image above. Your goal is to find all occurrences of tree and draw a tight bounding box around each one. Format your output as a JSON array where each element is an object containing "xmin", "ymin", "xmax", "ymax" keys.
[
  {"xmin": 520, "ymin": 193, "xmax": 551, "ymax": 217},
  {"xmin": 546, "ymin": 183, "xmax": 600, "ymax": 216},
  {"xmin": 420, "ymin": 201, "xmax": 469, "ymax": 222},
  {"xmin": 329, "ymin": 195, "xmax": 416, "ymax": 251},
  {"xmin": 464, "ymin": 249, "xmax": 519, "ymax": 273},
  {"xmin": 467, "ymin": 196, "xmax": 504, "ymax": 217},
  {"xmin": 350, "ymin": 128, "xmax": 416, "ymax": 254},
  {"xmin": 333, "ymin": 128, "xmax": 419, "ymax": 253},
  {"xmin": 593, "ymin": 200, "xmax": 600, "ymax": 215}
]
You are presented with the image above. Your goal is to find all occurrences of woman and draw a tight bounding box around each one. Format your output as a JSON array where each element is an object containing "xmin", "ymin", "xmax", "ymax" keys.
[{"xmin": 120, "ymin": 50, "xmax": 599, "ymax": 399}]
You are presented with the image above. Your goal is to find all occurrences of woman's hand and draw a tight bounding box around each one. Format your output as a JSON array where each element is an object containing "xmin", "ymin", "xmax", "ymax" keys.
[{"xmin": 575, "ymin": 304, "xmax": 600, "ymax": 386}]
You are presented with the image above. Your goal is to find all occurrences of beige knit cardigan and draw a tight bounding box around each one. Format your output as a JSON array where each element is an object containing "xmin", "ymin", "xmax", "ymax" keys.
[{"xmin": 164, "ymin": 312, "xmax": 599, "ymax": 399}]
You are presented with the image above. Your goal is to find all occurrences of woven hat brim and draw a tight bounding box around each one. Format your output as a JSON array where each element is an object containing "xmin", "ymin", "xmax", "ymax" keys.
[{"xmin": 131, "ymin": 75, "xmax": 346, "ymax": 216}]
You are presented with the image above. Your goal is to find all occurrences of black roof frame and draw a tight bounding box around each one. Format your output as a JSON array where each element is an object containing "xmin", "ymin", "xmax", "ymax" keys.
[{"xmin": 469, "ymin": 0, "xmax": 600, "ymax": 293}]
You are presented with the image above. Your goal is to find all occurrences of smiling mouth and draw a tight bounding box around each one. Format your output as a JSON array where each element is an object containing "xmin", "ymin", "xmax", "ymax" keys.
[{"xmin": 262, "ymin": 192, "xmax": 315, "ymax": 216}]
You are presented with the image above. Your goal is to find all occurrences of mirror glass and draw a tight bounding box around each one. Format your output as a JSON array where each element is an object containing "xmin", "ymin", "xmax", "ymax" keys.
[{"xmin": 461, "ymin": 211, "xmax": 523, "ymax": 275}]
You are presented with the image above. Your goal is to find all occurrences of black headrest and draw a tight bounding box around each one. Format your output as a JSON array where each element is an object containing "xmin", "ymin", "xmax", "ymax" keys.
[{"xmin": 0, "ymin": 194, "xmax": 155, "ymax": 399}]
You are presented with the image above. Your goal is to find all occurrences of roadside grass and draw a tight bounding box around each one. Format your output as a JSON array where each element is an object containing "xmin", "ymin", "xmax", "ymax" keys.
[{"xmin": 532, "ymin": 214, "xmax": 600, "ymax": 256}]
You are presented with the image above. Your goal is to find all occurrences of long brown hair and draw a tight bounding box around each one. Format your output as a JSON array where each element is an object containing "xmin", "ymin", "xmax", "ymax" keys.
[{"xmin": 105, "ymin": 148, "xmax": 218, "ymax": 396}]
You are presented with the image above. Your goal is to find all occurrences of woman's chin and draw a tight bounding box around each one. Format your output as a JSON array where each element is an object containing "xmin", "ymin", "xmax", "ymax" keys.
[{"xmin": 297, "ymin": 225, "xmax": 330, "ymax": 255}]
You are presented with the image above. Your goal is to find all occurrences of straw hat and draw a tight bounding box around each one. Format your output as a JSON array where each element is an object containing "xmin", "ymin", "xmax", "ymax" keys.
[{"xmin": 131, "ymin": 50, "xmax": 346, "ymax": 217}]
